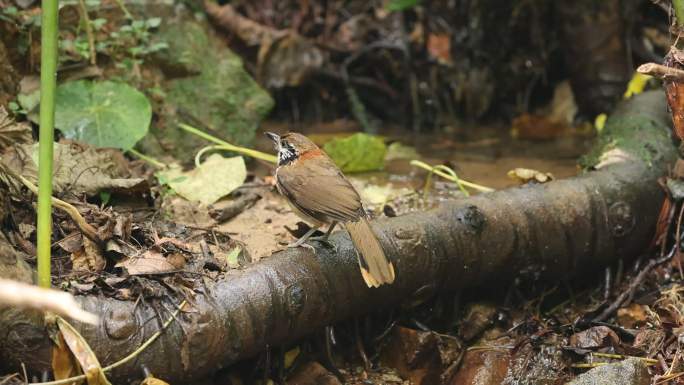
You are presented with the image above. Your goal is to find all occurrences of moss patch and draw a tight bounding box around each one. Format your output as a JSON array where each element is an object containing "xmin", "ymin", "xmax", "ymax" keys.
[
  {"xmin": 144, "ymin": 20, "xmax": 273, "ymax": 160},
  {"xmin": 580, "ymin": 92, "xmax": 674, "ymax": 169}
]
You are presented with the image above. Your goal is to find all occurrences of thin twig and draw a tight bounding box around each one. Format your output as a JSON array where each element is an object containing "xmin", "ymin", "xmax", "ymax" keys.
[
  {"xmin": 127, "ymin": 149, "xmax": 166, "ymax": 169},
  {"xmin": 29, "ymin": 300, "xmax": 187, "ymax": 385},
  {"xmin": 178, "ymin": 124, "xmax": 277, "ymax": 163},
  {"xmin": 411, "ymin": 160, "xmax": 494, "ymax": 193},
  {"xmin": 0, "ymin": 373, "xmax": 19, "ymax": 385},
  {"xmin": 572, "ymin": 362, "xmax": 608, "ymax": 368},
  {"xmin": 354, "ymin": 318, "xmax": 371, "ymax": 372},
  {"xmin": 593, "ymin": 247, "xmax": 676, "ymax": 322},
  {"xmin": 591, "ymin": 352, "xmax": 658, "ymax": 364}
]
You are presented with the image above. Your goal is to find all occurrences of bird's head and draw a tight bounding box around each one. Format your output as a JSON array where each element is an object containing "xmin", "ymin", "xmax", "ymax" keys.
[{"xmin": 265, "ymin": 132, "xmax": 319, "ymax": 166}]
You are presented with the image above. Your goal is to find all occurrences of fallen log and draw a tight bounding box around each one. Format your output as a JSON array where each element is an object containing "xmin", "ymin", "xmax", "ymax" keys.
[{"xmin": 0, "ymin": 92, "xmax": 676, "ymax": 383}]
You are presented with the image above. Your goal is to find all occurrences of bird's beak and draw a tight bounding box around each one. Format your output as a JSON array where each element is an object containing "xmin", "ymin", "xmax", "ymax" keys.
[{"xmin": 265, "ymin": 132, "xmax": 280, "ymax": 143}]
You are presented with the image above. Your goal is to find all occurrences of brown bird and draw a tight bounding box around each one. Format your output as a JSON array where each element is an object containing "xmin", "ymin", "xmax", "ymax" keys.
[{"xmin": 266, "ymin": 132, "xmax": 395, "ymax": 287}]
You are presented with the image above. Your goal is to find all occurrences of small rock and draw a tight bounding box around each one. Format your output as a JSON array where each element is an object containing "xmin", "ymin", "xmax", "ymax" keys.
[
  {"xmin": 567, "ymin": 358, "xmax": 650, "ymax": 385},
  {"xmin": 569, "ymin": 326, "xmax": 620, "ymax": 351}
]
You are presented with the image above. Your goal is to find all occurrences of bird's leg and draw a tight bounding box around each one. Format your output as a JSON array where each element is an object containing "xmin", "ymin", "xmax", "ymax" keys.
[
  {"xmin": 310, "ymin": 221, "xmax": 337, "ymax": 249},
  {"xmin": 287, "ymin": 226, "xmax": 319, "ymax": 249}
]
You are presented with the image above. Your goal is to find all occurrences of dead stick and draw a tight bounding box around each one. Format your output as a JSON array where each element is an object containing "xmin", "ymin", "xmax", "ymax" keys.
[{"xmin": 637, "ymin": 62, "xmax": 684, "ymax": 81}]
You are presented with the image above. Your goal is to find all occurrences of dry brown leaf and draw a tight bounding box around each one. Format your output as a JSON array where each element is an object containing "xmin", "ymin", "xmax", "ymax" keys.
[
  {"xmin": 510, "ymin": 113, "xmax": 569, "ymax": 140},
  {"xmin": 652, "ymin": 197, "xmax": 672, "ymax": 248},
  {"xmin": 219, "ymin": 192, "xmax": 302, "ymax": 261},
  {"xmin": 569, "ymin": 326, "xmax": 620, "ymax": 350},
  {"xmin": 0, "ymin": 106, "xmax": 32, "ymax": 151},
  {"xmin": 57, "ymin": 316, "xmax": 112, "ymax": 385},
  {"xmin": 71, "ymin": 237, "xmax": 106, "ymax": 272},
  {"xmin": 116, "ymin": 250, "xmax": 176, "ymax": 275},
  {"xmin": 52, "ymin": 332, "xmax": 81, "ymax": 384},
  {"xmin": 617, "ymin": 304, "xmax": 648, "ymax": 329},
  {"xmin": 58, "ymin": 234, "xmax": 84, "ymax": 253},
  {"xmin": 1, "ymin": 141, "xmax": 147, "ymax": 197},
  {"xmin": 664, "ymin": 50, "xmax": 684, "ymax": 141},
  {"xmin": 203, "ymin": 1, "xmax": 286, "ymax": 46},
  {"xmin": 427, "ymin": 34, "xmax": 452, "ymax": 66}
]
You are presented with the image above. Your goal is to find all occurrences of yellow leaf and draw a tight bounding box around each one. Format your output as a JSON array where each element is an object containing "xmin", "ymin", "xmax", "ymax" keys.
[
  {"xmin": 160, "ymin": 154, "xmax": 247, "ymax": 205},
  {"xmin": 594, "ymin": 113, "xmax": 607, "ymax": 133},
  {"xmin": 284, "ymin": 346, "xmax": 300, "ymax": 369},
  {"xmin": 141, "ymin": 376, "xmax": 171, "ymax": 385},
  {"xmin": 507, "ymin": 168, "xmax": 554, "ymax": 184},
  {"xmin": 624, "ymin": 72, "xmax": 652, "ymax": 99}
]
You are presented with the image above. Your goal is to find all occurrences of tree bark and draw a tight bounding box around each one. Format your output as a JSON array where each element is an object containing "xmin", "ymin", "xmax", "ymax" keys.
[{"xmin": 0, "ymin": 92, "xmax": 676, "ymax": 383}]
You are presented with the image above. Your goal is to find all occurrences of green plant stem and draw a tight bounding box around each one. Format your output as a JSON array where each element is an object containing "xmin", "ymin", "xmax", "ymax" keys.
[
  {"xmin": 178, "ymin": 123, "xmax": 277, "ymax": 163},
  {"xmin": 77, "ymin": 0, "xmax": 97, "ymax": 65},
  {"xmin": 37, "ymin": 0, "xmax": 59, "ymax": 288},
  {"xmin": 410, "ymin": 160, "xmax": 494, "ymax": 193},
  {"xmin": 114, "ymin": 0, "xmax": 133, "ymax": 19},
  {"xmin": 674, "ymin": 0, "xmax": 684, "ymax": 28},
  {"xmin": 127, "ymin": 148, "xmax": 166, "ymax": 169}
]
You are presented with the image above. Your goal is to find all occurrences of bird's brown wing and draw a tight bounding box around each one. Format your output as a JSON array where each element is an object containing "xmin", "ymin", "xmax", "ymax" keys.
[{"xmin": 276, "ymin": 156, "xmax": 363, "ymax": 223}]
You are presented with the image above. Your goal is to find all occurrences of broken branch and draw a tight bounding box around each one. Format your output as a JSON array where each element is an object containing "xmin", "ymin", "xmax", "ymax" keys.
[
  {"xmin": 0, "ymin": 279, "xmax": 97, "ymax": 324},
  {"xmin": 637, "ymin": 62, "xmax": 684, "ymax": 81}
]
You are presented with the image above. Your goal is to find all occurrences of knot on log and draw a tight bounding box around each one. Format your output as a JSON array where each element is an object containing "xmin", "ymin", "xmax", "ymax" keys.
[
  {"xmin": 105, "ymin": 308, "xmax": 138, "ymax": 340},
  {"xmin": 608, "ymin": 201, "xmax": 635, "ymax": 237},
  {"xmin": 454, "ymin": 205, "xmax": 486, "ymax": 234}
]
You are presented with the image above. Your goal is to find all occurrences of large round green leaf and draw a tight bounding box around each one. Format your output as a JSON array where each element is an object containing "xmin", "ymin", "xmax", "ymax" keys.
[{"xmin": 55, "ymin": 80, "xmax": 151, "ymax": 150}]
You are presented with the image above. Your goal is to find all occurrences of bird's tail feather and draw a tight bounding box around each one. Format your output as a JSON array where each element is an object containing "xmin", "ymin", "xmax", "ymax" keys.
[{"xmin": 344, "ymin": 218, "xmax": 395, "ymax": 287}]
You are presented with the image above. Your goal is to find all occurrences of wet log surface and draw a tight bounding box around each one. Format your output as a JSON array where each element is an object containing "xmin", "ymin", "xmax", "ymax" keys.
[{"xmin": 0, "ymin": 92, "xmax": 677, "ymax": 383}]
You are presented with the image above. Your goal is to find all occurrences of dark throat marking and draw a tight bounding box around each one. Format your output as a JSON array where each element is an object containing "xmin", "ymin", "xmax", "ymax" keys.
[{"xmin": 278, "ymin": 142, "xmax": 298, "ymax": 166}]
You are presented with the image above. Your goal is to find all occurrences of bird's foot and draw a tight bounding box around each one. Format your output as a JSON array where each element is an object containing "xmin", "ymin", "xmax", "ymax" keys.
[
  {"xmin": 309, "ymin": 236, "xmax": 336, "ymax": 250},
  {"xmin": 287, "ymin": 242, "xmax": 316, "ymax": 253}
]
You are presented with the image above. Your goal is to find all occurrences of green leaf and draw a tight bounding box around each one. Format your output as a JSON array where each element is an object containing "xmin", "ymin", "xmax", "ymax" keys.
[
  {"xmin": 3, "ymin": 6, "xmax": 18, "ymax": 16},
  {"xmin": 146, "ymin": 17, "xmax": 162, "ymax": 28},
  {"xmin": 385, "ymin": 141, "xmax": 419, "ymax": 161},
  {"xmin": 92, "ymin": 18, "xmax": 107, "ymax": 31},
  {"xmin": 323, "ymin": 133, "xmax": 387, "ymax": 173},
  {"xmin": 8, "ymin": 101, "xmax": 21, "ymax": 113},
  {"xmin": 225, "ymin": 247, "xmax": 241, "ymax": 268},
  {"xmin": 386, "ymin": 0, "xmax": 420, "ymax": 11},
  {"xmin": 99, "ymin": 191, "xmax": 111, "ymax": 206},
  {"xmin": 55, "ymin": 80, "xmax": 151, "ymax": 150},
  {"xmin": 18, "ymin": 88, "xmax": 40, "ymax": 113},
  {"xmin": 157, "ymin": 154, "xmax": 247, "ymax": 205}
]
